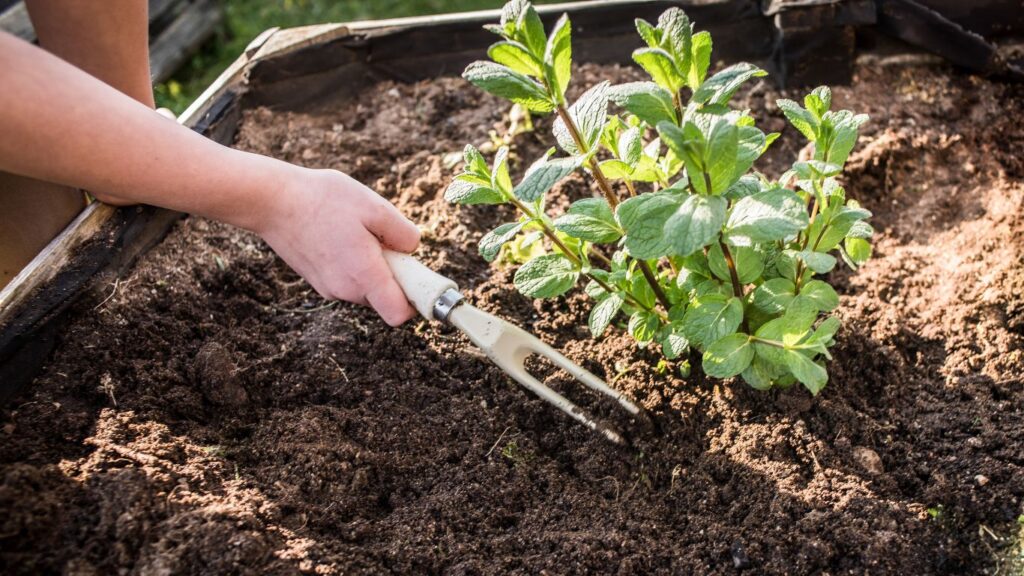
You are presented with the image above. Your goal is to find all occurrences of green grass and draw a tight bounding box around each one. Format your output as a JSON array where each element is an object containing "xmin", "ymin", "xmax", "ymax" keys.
[{"xmin": 155, "ymin": 0, "xmax": 560, "ymax": 113}]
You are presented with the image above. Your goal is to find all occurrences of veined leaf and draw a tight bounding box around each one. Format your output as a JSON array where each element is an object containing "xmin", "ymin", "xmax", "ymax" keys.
[
  {"xmin": 703, "ymin": 333, "xmax": 754, "ymax": 378},
  {"xmin": 553, "ymin": 81, "xmax": 610, "ymax": 155},
  {"xmin": 488, "ymin": 41, "xmax": 543, "ymax": 77},
  {"xmin": 692, "ymin": 63, "xmax": 766, "ymax": 106},
  {"xmin": 799, "ymin": 279, "xmax": 839, "ymax": 312},
  {"xmin": 687, "ymin": 31, "xmax": 713, "ymax": 89},
  {"xmin": 784, "ymin": 350, "xmax": 828, "ymax": 395},
  {"xmin": 517, "ymin": 4, "xmax": 547, "ymax": 59},
  {"xmin": 514, "ymin": 155, "xmax": 578, "ymax": 202},
  {"xmin": 682, "ymin": 294, "xmax": 743, "ymax": 347},
  {"xmin": 608, "ymin": 82, "xmax": 678, "ymax": 127},
  {"xmin": 629, "ymin": 310, "xmax": 661, "ymax": 343},
  {"xmin": 554, "ymin": 198, "xmax": 622, "ymax": 243},
  {"xmin": 725, "ymin": 187, "xmax": 808, "ymax": 244},
  {"xmin": 480, "ymin": 220, "xmax": 530, "ymax": 261},
  {"xmin": 665, "ymin": 194, "xmax": 727, "ymax": 256},
  {"xmin": 445, "ymin": 176, "xmax": 504, "ymax": 205},
  {"xmin": 657, "ymin": 8, "xmax": 691, "ymax": 77},
  {"xmin": 635, "ymin": 17, "xmax": 660, "ymax": 48},
  {"xmin": 633, "ymin": 47, "xmax": 684, "ymax": 93},
  {"xmin": 463, "ymin": 61, "xmax": 554, "ymax": 113},
  {"xmin": 708, "ymin": 243, "xmax": 763, "ymax": 285},
  {"xmin": 619, "ymin": 126, "xmax": 644, "ymax": 166},
  {"xmin": 777, "ymin": 98, "xmax": 818, "ymax": 141},
  {"xmin": 751, "ymin": 278, "xmax": 796, "ymax": 314},
  {"xmin": 616, "ymin": 190, "xmax": 684, "ymax": 259},
  {"xmin": 513, "ymin": 253, "xmax": 579, "ymax": 298},
  {"xmin": 589, "ymin": 293, "xmax": 624, "ymax": 337},
  {"xmin": 544, "ymin": 14, "xmax": 573, "ymax": 104}
]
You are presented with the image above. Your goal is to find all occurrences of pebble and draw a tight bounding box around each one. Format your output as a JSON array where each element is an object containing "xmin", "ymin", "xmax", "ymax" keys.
[
  {"xmin": 731, "ymin": 541, "xmax": 751, "ymax": 570},
  {"xmin": 975, "ymin": 474, "xmax": 989, "ymax": 486},
  {"xmin": 853, "ymin": 446, "xmax": 884, "ymax": 475}
]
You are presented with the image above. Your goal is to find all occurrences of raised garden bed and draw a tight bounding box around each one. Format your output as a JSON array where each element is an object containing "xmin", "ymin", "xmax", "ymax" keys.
[{"xmin": 1, "ymin": 1, "xmax": 1023, "ymax": 574}]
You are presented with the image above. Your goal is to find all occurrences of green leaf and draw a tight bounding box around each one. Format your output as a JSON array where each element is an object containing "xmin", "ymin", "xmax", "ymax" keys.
[
  {"xmin": 553, "ymin": 81, "xmax": 610, "ymax": 155},
  {"xmin": 616, "ymin": 190, "xmax": 683, "ymax": 259},
  {"xmin": 598, "ymin": 159, "xmax": 632, "ymax": 180},
  {"xmin": 795, "ymin": 250, "xmax": 837, "ymax": 274},
  {"xmin": 633, "ymin": 47, "xmax": 684, "ymax": 93},
  {"xmin": 635, "ymin": 18, "xmax": 660, "ymax": 48},
  {"xmin": 518, "ymin": 5, "xmax": 547, "ymax": 59},
  {"xmin": 751, "ymin": 278, "xmax": 796, "ymax": 314},
  {"xmin": 513, "ymin": 253, "xmax": 579, "ymax": 298},
  {"xmin": 488, "ymin": 41, "xmax": 543, "ymax": 77},
  {"xmin": 725, "ymin": 187, "xmax": 809, "ymax": 244},
  {"xmin": 682, "ymin": 294, "xmax": 743, "ymax": 347},
  {"xmin": 692, "ymin": 63, "xmax": 766, "ymax": 106},
  {"xmin": 514, "ymin": 155, "xmax": 578, "ymax": 202},
  {"xmin": 777, "ymin": 99, "xmax": 819, "ymax": 141},
  {"xmin": 804, "ymin": 86, "xmax": 831, "ymax": 118},
  {"xmin": 463, "ymin": 144, "xmax": 490, "ymax": 177},
  {"xmin": 665, "ymin": 194, "xmax": 727, "ymax": 256},
  {"xmin": 784, "ymin": 350, "xmax": 828, "ymax": 395},
  {"xmin": 629, "ymin": 311, "xmax": 661, "ymax": 344},
  {"xmin": 479, "ymin": 221, "xmax": 529, "ymax": 261},
  {"xmin": 708, "ymin": 243, "xmax": 763, "ymax": 285},
  {"xmin": 703, "ymin": 333, "xmax": 754, "ymax": 378},
  {"xmin": 544, "ymin": 14, "xmax": 573, "ymax": 104},
  {"xmin": 463, "ymin": 61, "xmax": 554, "ymax": 113},
  {"xmin": 499, "ymin": 0, "xmax": 527, "ymax": 34},
  {"xmin": 799, "ymin": 280, "xmax": 839, "ymax": 312},
  {"xmin": 618, "ymin": 126, "xmax": 643, "ymax": 166},
  {"xmin": 445, "ymin": 176, "xmax": 504, "ymax": 205},
  {"xmin": 608, "ymin": 82, "xmax": 678, "ymax": 127},
  {"xmin": 705, "ymin": 117, "xmax": 739, "ymax": 194},
  {"xmin": 554, "ymin": 198, "xmax": 622, "ymax": 243},
  {"xmin": 657, "ymin": 8, "xmax": 691, "ymax": 76},
  {"xmin": 589, "ymin": 293, "xmax": 624, "ymax": 337},
  {"xmin": 658, "ymin": 323, "xmax": 690, "ymax": 359},
  {"xmin": 492, "ymin": 146, "xmax": 514, "ymax": 194},
  {"xmin": 822, "ymin": 110, "xmax": 868, "ymax": 167},
  {"xmin": 845, "ymin": 237, "xmax": 872, "ymax": 265},
  {"xmin": 741, "ymin": 355, "xmax": 782, "ymax": 391},
  {"xmin": 687, "ymin": 31, "xmax": 713, "ymax": 89}
]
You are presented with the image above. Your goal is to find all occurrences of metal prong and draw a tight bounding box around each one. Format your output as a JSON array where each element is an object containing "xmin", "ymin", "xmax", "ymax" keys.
[{"xmin": 448, "ymin": 304, "xmax": 640, "ymax": 444}]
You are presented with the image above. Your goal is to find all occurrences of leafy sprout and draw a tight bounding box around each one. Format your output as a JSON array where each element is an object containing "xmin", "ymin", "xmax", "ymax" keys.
[{"xmin": 447, "ymin": 0, "xmax": 872, "ymax": 395}]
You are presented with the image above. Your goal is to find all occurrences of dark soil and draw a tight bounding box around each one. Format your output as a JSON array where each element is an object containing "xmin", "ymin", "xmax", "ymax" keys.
[{"xmin": 2, "ymin": 59, "xmax": 1023, "ymax": 575}]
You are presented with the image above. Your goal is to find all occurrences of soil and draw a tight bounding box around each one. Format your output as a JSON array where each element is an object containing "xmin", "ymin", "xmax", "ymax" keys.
[{"xmin": 2, "ymin": 58, "xmax": 1023, "ymax": 575}]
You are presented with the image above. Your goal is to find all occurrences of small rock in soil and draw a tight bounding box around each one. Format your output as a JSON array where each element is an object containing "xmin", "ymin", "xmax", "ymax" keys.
[
  {"xmin": 732, "ymin": 541, "xmax": 751, "ymax": 569},
  {"xmin": 853, "ymin": 446, "xmax": 885, "ymax": 475},
  {"xmin": 191, "ymin": 342, "xmax": 249, "ymax": 407}
]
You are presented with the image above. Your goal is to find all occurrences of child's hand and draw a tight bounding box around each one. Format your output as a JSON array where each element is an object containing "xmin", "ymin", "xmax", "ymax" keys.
[{"xmin": 257, "ymin": 168, "xmax": 421, "ymax": 326}]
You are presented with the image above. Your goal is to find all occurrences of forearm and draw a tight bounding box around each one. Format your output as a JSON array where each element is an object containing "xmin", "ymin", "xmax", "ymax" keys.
[{"xmin": 0, "ymin": 31, "xmax": 294, "ymax": 232}]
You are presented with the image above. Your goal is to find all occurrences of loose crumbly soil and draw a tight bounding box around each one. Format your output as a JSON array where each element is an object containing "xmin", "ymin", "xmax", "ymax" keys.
[{"xmin": 2, "ymin": 59, "xmax": 1023, "ymax": 575}]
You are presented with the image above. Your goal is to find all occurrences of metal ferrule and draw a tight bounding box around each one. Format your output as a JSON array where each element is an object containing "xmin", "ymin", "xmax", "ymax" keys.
[{"xmin": 433, "ymin": 288, "xmax": 465, "ymax": 322}]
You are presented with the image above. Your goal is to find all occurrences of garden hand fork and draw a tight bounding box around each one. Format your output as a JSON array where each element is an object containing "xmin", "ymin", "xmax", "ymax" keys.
[{"xmin": 384, "ymin": 251, "xmax": 641, "ymax": 444}]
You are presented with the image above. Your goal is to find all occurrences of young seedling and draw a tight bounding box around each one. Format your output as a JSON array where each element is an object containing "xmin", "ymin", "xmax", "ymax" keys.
[{"xmin": 447, "ymin": 0, "xmax": 872, "ymax": 395}]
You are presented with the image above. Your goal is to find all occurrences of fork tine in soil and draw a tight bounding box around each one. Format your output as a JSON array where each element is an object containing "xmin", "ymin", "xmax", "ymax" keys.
[
  {"xmin": 382, "ymin": 250, "xmax": 641, "ymax": 444},
  {"xmin": 447, "ymin": 303, "xmax": 640, "ymax": 445}
]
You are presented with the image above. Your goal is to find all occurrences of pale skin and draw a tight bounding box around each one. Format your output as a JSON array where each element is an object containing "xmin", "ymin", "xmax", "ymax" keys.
[{"xmin": 0, "ymin": 1, "xmax": 421, "ymax": 326}]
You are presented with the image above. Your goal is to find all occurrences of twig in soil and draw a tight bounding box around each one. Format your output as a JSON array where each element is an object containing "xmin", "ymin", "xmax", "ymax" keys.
[
  {"xmin": 85, "ymin": 438, "xmax": 163, "ymax": 468},
  {"xmin": 93, "ymin": 277, "xmax": 137, "ymax": 311},
  {"xmin": 486, "ymin": 426, "xmax": 513, "ymax": 458},
  {"xmin": 269, "ymin": 301, "xmax": 337, "ymax": 314},
  {"xmin": 328, "ymin": 355, "xmax": 349, "ymax": 383}
]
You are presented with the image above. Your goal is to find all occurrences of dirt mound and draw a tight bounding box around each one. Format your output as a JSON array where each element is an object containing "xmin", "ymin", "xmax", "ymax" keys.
[{"xmin": 1, "ymin": 61, "xmax": 1022, "ymax": 575}]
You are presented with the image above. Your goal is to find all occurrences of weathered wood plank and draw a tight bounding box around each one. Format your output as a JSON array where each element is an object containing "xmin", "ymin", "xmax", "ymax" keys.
[{"xmin": 149, "ymin": 0, "xmax": 223, "ymax": 82}]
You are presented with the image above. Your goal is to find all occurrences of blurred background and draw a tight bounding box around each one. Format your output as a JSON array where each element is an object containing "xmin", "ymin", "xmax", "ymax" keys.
[{"xmin": 155, "ymin": 0, "xmax": 563, "ymax": 113}]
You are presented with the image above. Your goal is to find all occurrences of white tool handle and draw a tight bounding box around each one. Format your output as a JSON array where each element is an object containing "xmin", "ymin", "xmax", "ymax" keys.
[{"xmin": 383, "ymin": 250, "xmax": 458, "ymax": 320}]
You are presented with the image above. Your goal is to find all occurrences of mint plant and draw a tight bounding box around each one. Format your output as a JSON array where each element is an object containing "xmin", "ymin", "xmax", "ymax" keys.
[{"xmin": 447, "ymin": 0, "xmax": 872, "ymax": 394}]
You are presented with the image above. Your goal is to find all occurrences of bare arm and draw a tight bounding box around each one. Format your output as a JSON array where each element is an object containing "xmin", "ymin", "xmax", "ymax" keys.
[
  {"xmin": 25, "ymin": 0, "xmax": 154, "ymax": 106},
  {"xmin": 0, "ymin": 32, "xmax": 420, "ymax": 325}
]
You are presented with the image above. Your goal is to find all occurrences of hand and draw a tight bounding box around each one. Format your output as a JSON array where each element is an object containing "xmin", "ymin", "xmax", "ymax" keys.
[{"xmin": 257, "ymin": 168, "xmax": 421, "ymax": 326}]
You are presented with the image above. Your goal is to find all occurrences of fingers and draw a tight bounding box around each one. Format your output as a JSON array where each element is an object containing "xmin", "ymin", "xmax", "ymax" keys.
[
  {"xmin": 365, "ymin": 200, "xmax": 421, "ymax": 254},
  {"xmin": 361, "ymin": 251, "xmax": 417, "ymax": 327}
]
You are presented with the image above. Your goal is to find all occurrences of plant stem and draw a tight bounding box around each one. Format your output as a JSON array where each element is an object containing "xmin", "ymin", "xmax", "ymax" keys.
[
  {"xmin": 509, "ymin": 197, "xmax": 662, "ymax": 319},
  {"xmin": 624, "ymin": 179, "xmax": 637, "ymax": 198},
  {"xmin": 555, "ymin": 104, "xmax": 672, "ymax": 312},
  {"xmin": 718, "ymin": 240, "xmax": 744, "ymax": 299}
]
